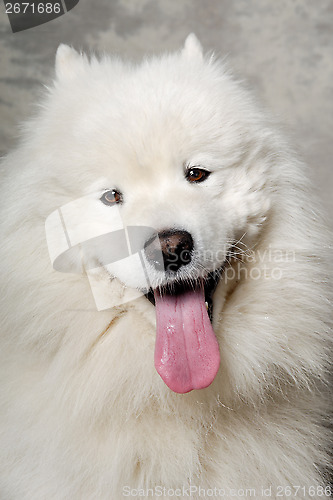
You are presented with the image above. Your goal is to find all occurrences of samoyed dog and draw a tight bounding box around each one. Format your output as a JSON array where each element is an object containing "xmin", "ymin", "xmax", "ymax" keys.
[{"xmin": 0, "ymin": 35, "xmax": 332, "ymax": 499}]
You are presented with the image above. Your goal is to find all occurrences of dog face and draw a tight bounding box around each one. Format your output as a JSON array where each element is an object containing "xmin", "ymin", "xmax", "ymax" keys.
[
  {"xmin": 47, "ymin": 36, "xmax": 271, "ymax": 290},
  {"xmin": 43, "ymin": 36, "xmax": 273, "ymax": 392}
]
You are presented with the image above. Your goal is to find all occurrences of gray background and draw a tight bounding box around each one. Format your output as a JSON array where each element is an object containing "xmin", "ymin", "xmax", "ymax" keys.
[{"xmin": 0, "ymin": 0, "xmax": 332, "ymax": 227}]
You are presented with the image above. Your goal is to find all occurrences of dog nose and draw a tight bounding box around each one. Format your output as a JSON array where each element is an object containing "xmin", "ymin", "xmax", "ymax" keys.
[{"xmin": 144, "ymin": 229, "xmax": 193, "ymax": 272}]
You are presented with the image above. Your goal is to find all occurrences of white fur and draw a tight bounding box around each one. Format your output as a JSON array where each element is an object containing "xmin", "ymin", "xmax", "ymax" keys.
[{"xmin": 0, "ymin": 35, "xmax": 332, "ymax": 499}]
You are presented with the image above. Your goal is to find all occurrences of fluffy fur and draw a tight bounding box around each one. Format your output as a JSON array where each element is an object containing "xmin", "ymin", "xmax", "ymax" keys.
[{"xmin": 0, "ymin": 35, "xmax": 332, "ymax": 499}]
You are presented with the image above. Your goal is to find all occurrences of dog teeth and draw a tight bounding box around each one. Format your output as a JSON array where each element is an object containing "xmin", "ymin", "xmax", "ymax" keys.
[{"xmin": 205, "ymin": 301, "xmax": 209, "ymax": 310}]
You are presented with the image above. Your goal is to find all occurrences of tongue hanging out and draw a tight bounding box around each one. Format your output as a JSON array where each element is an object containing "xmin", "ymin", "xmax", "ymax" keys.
[{"xmin": 154, "ymin": 285, "xmax": 220, "ymax": 393}]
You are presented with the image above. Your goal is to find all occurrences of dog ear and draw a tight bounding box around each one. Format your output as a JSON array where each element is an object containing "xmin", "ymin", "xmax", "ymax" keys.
[
  {"xmin": 182, "ymin": 33, "xmax": 203, "ymax": 60},
  {"xmin": 55, "ymin": 44, "xmax": 85, "ymax": 80}
]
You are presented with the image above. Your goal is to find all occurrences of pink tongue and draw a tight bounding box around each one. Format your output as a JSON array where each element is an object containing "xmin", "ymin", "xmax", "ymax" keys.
[{"xmin": 154, "ymin": 286, "xmax": 220, "ymax": 393}]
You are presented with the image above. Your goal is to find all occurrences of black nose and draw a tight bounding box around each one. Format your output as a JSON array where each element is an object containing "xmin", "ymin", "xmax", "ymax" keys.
[{"xmin": 144, "ymin": 229, "xmax": 193, "ymax": 272}]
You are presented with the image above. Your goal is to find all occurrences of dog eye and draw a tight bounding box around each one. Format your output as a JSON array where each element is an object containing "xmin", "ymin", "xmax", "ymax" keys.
[
  {"xmin": 185, "ymin": 167, "xmax": 211, "ymax": 183},
  {"xmin": 100, "ymin": 189, "xmax": 123, "ymax": 205}
]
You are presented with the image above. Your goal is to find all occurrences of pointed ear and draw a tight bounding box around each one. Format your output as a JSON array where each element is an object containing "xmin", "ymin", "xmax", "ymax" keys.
[
  {"xmin": 55, "ymin": 44, "xmax": 84, "ymax": 80},
  {"xmin": 182, "ymin": 33, "xmax": 203, "ymax": 60}
]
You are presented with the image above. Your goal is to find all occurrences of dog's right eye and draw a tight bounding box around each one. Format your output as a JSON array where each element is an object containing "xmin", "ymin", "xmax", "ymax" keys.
[{"xmin": 100, "ymin": 189, "xmax": 123, "ymax": 206}]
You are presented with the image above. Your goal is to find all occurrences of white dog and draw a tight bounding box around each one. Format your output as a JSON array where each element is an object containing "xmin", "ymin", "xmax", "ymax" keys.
[{"xmin": 0, "ymin": 35, "xmax": 332, "ymax": 499}]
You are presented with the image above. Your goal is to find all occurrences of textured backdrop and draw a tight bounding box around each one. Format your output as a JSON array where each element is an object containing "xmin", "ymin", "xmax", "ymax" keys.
[{"xmin": 1, "ymin": 0, "xmax": 332, "ymax": 226}]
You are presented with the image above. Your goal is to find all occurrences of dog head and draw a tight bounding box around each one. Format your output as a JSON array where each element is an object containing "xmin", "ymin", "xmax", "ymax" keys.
[{"xmin": 44, "ymin": 35, "xmax": 276, "ymax": 393}]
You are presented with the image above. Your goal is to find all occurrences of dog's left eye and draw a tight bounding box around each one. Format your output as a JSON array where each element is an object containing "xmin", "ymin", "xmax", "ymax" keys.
[
  {"xmin": 185, "ymin": 167, "xmax": 211, "ymax": 183},
  {"xmin": 100, "ymin": 189, "xmax": 123, "ymax": 206}
]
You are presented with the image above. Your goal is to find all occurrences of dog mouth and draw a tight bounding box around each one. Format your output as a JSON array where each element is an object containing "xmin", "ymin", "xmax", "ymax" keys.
[
  {"xmin": 144, "ymin": 268, "xmax": 221, "ymax": 322},
  {"xmin": 144, "ymin": 267, "xmax": 224, "ymax": 394},
  {"xmin": 141, "ymin": 228, "xmax": 232, "ymax": 394}
]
